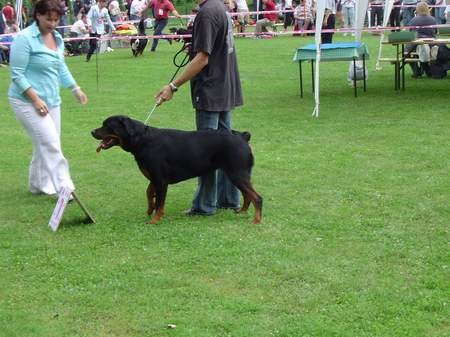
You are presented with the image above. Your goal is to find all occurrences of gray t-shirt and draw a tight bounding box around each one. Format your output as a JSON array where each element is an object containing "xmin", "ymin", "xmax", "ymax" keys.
[
  {"xmin": 410, "ymin": 14, "xmax": 437, "ymax": 38},
  {"xmin": 190, "ymin": 0, "xmax": 243, "ymax": 111}
]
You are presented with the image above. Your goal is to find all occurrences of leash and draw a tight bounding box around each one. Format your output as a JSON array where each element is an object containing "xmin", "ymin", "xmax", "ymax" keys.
[
  {"xmin": 143, "ymin": 102, "xmax": 158, "ymax": 124},
  {"xmin": 143, "ymin": 37, "xmax": 190, "ymax": 124}
]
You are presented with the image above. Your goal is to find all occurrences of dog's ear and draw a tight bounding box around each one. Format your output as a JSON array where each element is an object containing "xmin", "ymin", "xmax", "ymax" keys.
[{"xmin": 118, "ymin": 116, "xmax": 137, "ymax": 138}]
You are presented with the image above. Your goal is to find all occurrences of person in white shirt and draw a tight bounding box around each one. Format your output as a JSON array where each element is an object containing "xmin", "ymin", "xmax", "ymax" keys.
[
  {"xmin": 108, "ymin": 0, "xmax": 121, "ymax": 22},
  {"xmin": 130, "ymin": 0, "xmax": 147, "ymax": 21},
  {"xmin": 86, "ymin": 0, "xmax": 115, "ymax": 61},
  {"xmin": 69, "ymin": 13, "xmax": 89, "ymax": 54},
  {"xmin": 234, "ymin": 0, "xmax": 249, "ymax": 33}
]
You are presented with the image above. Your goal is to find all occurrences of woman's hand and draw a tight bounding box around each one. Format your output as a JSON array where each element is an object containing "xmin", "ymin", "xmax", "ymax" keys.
[
  {"xmin": 32, "ymin": 98, "xmax": 49, "ymax": 116},
  {"xmin": 72, "ymin": 87, "xmax": 88, "ymax": 104}
]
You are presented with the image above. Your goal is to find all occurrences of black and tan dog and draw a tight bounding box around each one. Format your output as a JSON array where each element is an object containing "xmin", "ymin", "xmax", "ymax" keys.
[
  {"xmin": 91, "ymin": 115, "xmax": 262, "ymax": 224},
  {"xmin": 130, "ymin": 19, "xmax": 148, "ymax": 57}
]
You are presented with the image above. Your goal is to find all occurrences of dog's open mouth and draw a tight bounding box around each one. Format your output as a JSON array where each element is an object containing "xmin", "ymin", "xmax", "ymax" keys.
[{"xmin": 96, "ymin": 136, "xmax": 120, "ymax": 152}]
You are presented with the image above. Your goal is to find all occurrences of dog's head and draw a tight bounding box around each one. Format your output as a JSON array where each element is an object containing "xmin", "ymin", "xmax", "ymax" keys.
[{"xmin": 91, "ymin": 115, "xmax": 146, "ymax": 153}]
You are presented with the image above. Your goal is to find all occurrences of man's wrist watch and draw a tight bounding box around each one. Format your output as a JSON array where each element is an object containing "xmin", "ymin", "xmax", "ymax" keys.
[{"xmin": 168, "ymin": 82, "xmax": 178, "ymax": 93}]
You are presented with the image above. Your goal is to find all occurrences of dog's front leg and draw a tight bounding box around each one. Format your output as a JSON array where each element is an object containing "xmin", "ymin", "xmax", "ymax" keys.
[
  {"xmin": 146, "ymin": 182, "xmax": 155, "ymax": 215},
  {"xmin": 150, "ymin": 183, "xmax": 168, "ymax": 224}
]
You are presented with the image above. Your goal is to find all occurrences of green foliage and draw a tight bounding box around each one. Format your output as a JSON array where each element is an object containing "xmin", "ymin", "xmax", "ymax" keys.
[{"xmin": 0, "ymin": 34, "xmax": 449, "ymax": 337}]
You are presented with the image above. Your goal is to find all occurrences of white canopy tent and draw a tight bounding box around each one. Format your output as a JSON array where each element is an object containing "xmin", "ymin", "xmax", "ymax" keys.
[
  {"xmin": 313, "ymin": 0, "xmax": 398, "ymax": 117},
  {"xmin": 15, "ymin": 0, "xmax": 23, "ymax": 28},
  {"xmin": 375, "ymin": 0, "xmax": 396, "ymax": 70}
]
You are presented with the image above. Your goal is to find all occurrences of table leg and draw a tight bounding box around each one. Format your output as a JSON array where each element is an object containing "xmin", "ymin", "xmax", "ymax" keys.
[
  {"xmin": 353, "ymin": 58, "xmax": 357, "ymax": 97},
  {"xmin": 299, "ymin": 61, "xmax": 303, "ymax": 98},
  {"xmin": 363, "ymin": 55, "xmax": 367, "ymax": 92},
  {"xmin": 395, "ymin": 44, "xmax": 400, "ymax": 92},
  {"xmin": 311, "ymin": 61, "xmax": 315, "ymax": 94},
  {"xmin": 401, "ymin": 44, "xmax": 405, "ymax": 91}
]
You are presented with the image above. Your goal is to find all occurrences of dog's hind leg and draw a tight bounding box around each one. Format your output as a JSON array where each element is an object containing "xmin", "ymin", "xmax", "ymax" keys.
[
  {"xmin": 227, "ymin": 172, "xmax": 263, "ymax": 224},
  {"xmin": 146, "ymin": 182, "xmax": 155, "ymax": 215},
  {"xmin": 150, "ymin": 183, "xmax": 168, "ymax": 224}
]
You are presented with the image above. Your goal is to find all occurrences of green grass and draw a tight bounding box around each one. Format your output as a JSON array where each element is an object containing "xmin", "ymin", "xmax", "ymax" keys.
[{"xmin": 0, "ymin": 34, "xmax": 449, "ymax": 337}]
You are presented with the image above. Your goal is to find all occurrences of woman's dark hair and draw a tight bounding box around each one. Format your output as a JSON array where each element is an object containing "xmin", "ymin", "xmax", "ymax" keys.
[{"xmin": 33, "ymin": 0, "xmax": 62, "ymax": 21}]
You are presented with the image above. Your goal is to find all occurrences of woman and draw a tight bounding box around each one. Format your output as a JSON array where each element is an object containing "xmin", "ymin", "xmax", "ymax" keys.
[{"xmin": 8, "ymin": 0, "xmax": 87, "ymax": 197}]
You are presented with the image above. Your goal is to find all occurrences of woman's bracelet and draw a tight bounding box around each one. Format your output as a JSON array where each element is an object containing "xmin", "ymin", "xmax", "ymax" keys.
[{"xmin": 71, "ymin": 86, "xmax": 81, "ymax": 93}]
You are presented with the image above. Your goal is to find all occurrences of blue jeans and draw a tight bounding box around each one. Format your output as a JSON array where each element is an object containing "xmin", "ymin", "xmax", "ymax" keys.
[
  {"xmin": 190, "ymin": 110, "xmax": 240, "ymax": 214},
  {"xmin": 151, "ymin": 19, "xmax": 168, "ymax": 51},
  {"xmin": 402, "ymin": 6, "xmax": 416, "ymax": 26}
]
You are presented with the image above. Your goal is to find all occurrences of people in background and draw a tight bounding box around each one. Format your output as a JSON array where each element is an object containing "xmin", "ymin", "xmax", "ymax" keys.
[
  {"xmin": 73, "ymin": 0, "xmax": 84, "ymax": 18},
  {"xmin": 8, "ymin": 0, "xmax": 87, "ymax": 198},
  {"xmin": 294, "ymin": 0, "xmax": 313, "ymax": 34},
  {"xmin": 234, "ymin": 0, "xmax": 249, "ymax": 34},
  {"xmin": 2, "ymin": 2, "xmax": 15, "ymax": 23},
  {"xmin": 321, "ymin": 0, "xmax": 336, "ymax": 43},
  {"xmin": 108, "ymin": 0, "xmax": 121, "ymax": 22},
  {"xmin": 57, "ymin": 0, "xmax": 68, "ymax": 36},
  {"xmin": 282, "ymin": 0, "xmax": 294, "ymax": 32},
  {"xmin": 155, "ymin": 0, "xmax": 243, "ymax": 217},
  {"xmin": 86, "ymin": 0, "xmax": 116, "ymax": 61},
  {"xmin": 390, "ymin": 0, "xmax": 402, "ymax": 31},
  {"xmin": 69, "ymin": 13, "xmax": 89, "ymax": 54},
  {"xmin": 130, "ymin": 0, "xmax": 147, "ymax": 21},
  {"xmin": 402, "ymin": 0, "xmax": 418, "ymax": 26},
  {"xmin": 405, "ymin": 1, "xmax": 437, "ymax": 77},
  {"xmin": 255, "ymin": 0, "xmax": 277, "ymax": 35},
  {"xmin": 446, "ymin": 4, "xmax": 450, "ymax": 22},
  {"xmin": 148, "ymin": 0, "xmax": 181, "ymax": 52},
  {"xmin": 434, "ymin": 0, "xmax": 446, "ymax": 23},
  {"xmin": 369, "ymin": 0, "xmax": 384, "ymax": 28},
  {"xmin": 0, "ymin": 9, "xmax": 5, "ymax": 34},
  {"xmin": 342, "ymin": 0, "xmax": 355, "ymax": 36}
]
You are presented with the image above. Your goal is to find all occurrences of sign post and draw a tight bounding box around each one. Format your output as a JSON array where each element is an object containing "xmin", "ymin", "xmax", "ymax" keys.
[{"xmin": 48, "ymin": 188, "xmax": 96, "ymax": 232}]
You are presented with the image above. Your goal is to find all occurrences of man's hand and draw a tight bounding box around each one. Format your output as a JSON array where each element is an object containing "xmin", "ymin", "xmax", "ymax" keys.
[{"xmin": 155, "ymin": 85, "xmax": 173, "ymax": 106}]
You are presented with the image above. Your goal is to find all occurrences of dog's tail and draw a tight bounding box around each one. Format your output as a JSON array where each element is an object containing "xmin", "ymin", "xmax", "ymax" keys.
[{"xmin": 232, "ymin": 130, "xmax": 251, "ymax": 142}]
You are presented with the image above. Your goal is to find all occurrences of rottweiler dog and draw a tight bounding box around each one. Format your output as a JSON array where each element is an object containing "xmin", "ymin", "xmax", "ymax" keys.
[
  {"xmin": 91, "ymin": 116, "xmax": 262, "ymax": 224},
  {"xmin": 130, "ymin": 19, "xmax": 148, "ymax": 57}
]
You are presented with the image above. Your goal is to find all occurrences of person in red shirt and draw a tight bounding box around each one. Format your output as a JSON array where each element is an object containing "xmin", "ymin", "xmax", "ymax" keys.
[
  {"xmin": 148, "ymin": 0, "xmax": 181, "ymax": 52},
  {"xmin": 255, "ymin": 0, "xmax": 277, "ymax": 35},
  {"xmin": 2, "ymin": 2, "xmax": 15, "ymax": 22}
]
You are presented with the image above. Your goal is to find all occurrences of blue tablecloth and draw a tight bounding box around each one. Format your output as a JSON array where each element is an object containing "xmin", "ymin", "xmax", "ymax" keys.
[{"xmin": 293, "ymin": 42, "xmax": 370, "ymax": 62}]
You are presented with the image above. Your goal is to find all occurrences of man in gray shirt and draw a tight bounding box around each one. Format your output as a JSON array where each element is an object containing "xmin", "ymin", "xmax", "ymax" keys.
[{"xmin": 155, "ymin": 0, "xmax": 243, "ymax": 216}]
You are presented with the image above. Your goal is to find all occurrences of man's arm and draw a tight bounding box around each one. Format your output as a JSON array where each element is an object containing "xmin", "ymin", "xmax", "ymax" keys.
[{"xmin": 155, "ymin": 51, "xmax": 209, "ymax": 104}]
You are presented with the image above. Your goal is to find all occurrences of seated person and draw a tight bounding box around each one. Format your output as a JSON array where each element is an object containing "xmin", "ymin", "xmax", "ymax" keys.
[
  {"xmin": 255, "ymin": 0, "xmax": 277, "ymax": 36},
  {"xmin": 69, "ymin": 14, "xmax": 89, "ymax": 55},
  {"xmin": 405, "ymin": 2, "xmax": 437, "ymax": 78}
]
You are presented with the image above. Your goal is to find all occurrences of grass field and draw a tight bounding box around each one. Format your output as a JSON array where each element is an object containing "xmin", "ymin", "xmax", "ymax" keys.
[{"xmin": 0, "ymin": 33, "xmax": 449, "ymax": 337}]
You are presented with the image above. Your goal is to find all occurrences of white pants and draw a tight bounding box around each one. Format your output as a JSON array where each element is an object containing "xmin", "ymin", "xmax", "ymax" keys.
[{"xmin": 9, "ymin": 98, "xmax": 75, "ymax": 195}]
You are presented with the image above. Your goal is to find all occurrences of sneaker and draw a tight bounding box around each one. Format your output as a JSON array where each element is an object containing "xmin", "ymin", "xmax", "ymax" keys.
[{"xmin": 106, "ymin": 47, "xmax": 114, "ymax": 52}]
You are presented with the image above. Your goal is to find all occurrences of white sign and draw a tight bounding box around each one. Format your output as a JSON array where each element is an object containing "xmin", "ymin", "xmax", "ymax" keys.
[{"xmin": 48, "ymin": 187, "xmax": 73, "ymax": 232}]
